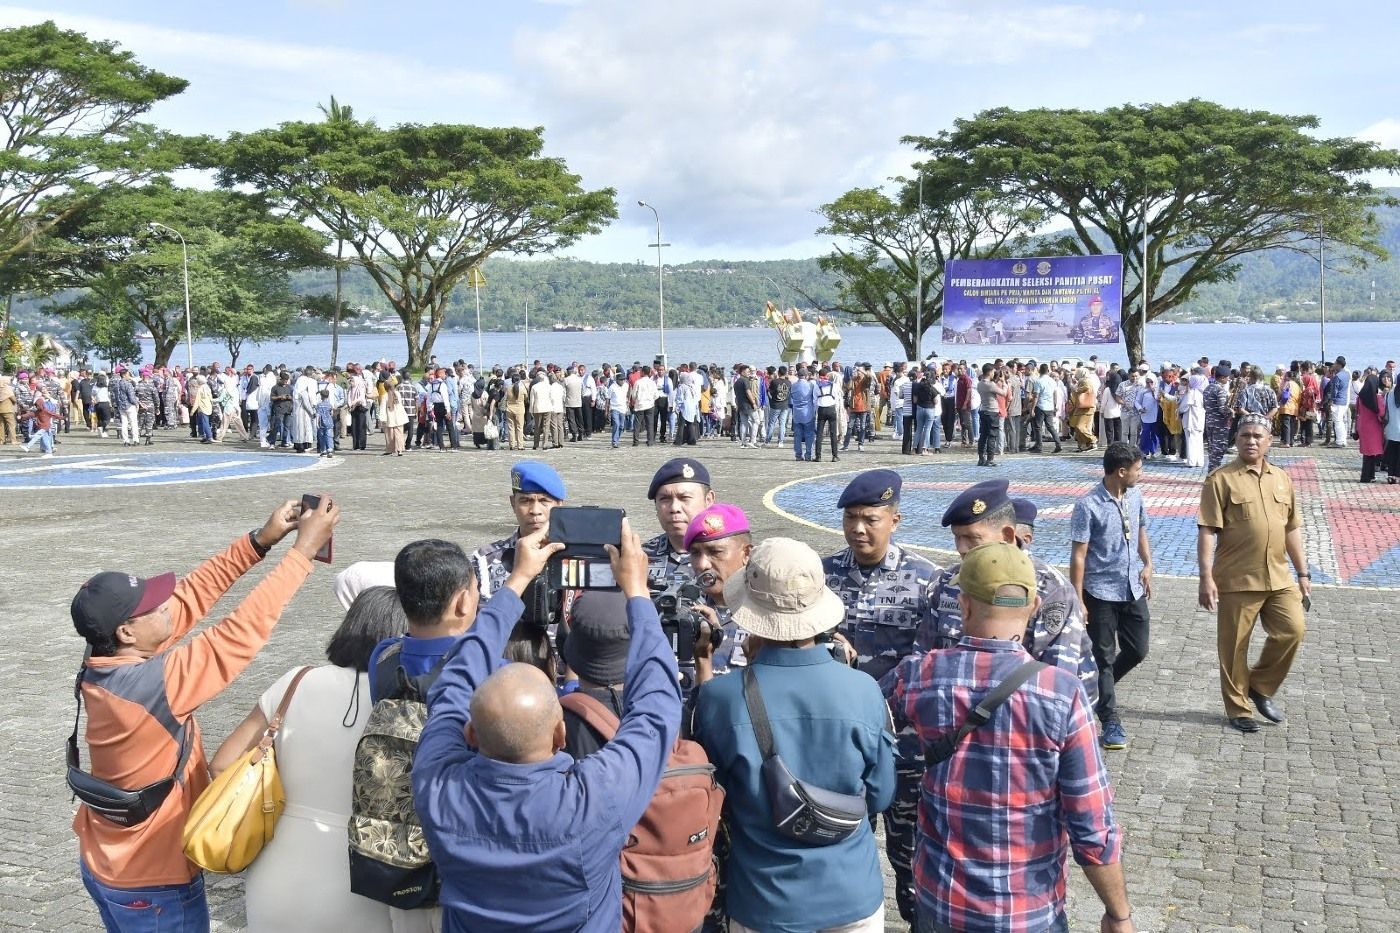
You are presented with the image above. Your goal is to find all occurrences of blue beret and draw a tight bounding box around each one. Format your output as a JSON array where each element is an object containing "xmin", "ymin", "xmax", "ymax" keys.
[
  {"xmin": 1012, "ymin": 498, "xmax": 1038, "ymax": 527},
  {"xmin": 510, "ymin": 461, "xmax": 567, "ymax": 500},
  {"xmin": 940, "ymin": 479, "xmax": 1010, "ymax": 527},
  {"xmin": 837, "ymin": 469, "xmax": 901, "ymax": 509},
  {"xmin": 648, "ymin": 458, "xmax": 711, "ymax": 500}
]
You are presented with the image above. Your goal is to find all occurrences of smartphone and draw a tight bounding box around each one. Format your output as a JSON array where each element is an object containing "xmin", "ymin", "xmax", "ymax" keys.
[
  {"xmin": 546, "ymin": 506, "xmax": 625, "ymax": 589},
  {"xmin": 1302, "ymin": 593, "xmax": 1312, "ymax": 613},
  {"xmin": 299, "ymin": 494, "xmax": 334, "ymax": 564}
]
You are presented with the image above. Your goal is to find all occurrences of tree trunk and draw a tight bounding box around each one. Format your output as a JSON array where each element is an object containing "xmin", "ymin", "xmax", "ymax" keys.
[
  {"xmin": 331, "ymin": 240, "xmax": 343, "ymax": 369},
  {"xmin": 153, "ymin": 338, "xmax": 178, "ymax": 369},
  {"xmin": 1121, "ymin": 308, "xmax": 1145, "ymax": 366}
]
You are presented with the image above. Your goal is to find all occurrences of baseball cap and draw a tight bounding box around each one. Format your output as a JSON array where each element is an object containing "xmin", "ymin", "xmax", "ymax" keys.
[
  {"xmin": 71, "ymin": 571, "xmax": 178, "ymax": 642},
  {"xmin": 950, "ymin": 543, "xmax": 1036, "ymax": 609}
]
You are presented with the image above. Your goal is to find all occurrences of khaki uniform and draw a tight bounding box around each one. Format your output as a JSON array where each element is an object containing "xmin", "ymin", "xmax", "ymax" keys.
[{"xmin": 1198, "ymin": 458, "xmax": 1306, "ymax": 719}]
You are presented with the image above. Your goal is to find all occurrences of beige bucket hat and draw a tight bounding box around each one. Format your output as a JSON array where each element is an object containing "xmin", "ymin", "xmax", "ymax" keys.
[{"xmin": 722, "ymin": 537, "xmax": 845, "ymax": 641}]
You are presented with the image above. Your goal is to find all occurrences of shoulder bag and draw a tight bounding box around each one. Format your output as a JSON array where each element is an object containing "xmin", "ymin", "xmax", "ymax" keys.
[
  {"xmin": 923, "ymin": 659, "xmax": 1047, "ymax": 767},
  {"xmin": 183, "ymin": 666, "xmax": 313, "ymax": 873},
  {"xmin": 742, "ymin": 666, "xmax": 867, "ymax": 846}
]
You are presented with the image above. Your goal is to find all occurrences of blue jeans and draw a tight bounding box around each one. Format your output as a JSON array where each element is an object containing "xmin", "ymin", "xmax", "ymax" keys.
[
  {"xmin": 766, "ymin": 408, "xmax": 790, "ymax": 445},
  {"xmin": 23, "ymin": 427, "xmax": 53, "ymax": 453},
  {"xmin": 791, "ymin": 419, "xmax": 815, "ymax": 459},
  {"xmin": 193, "ymin": 412, "xmax": 212, "ymax": 441},
  {"xmin": 610, "ymin": 410, "xmax": 625, "ymax": 447},
  {"xmin": 316, "ymin": 423, "xmax": 334, "ymax": 453},
  {"xmin": 843, "ymin": 411, "xmax": 872, "ymax": 448},
  {"xmin": 914, "ymin": 407, "xmax": 937, "ymax": 451},
  {"xmin": 81, "ymin": 861, "xmax": 208, "ymax": 933}
]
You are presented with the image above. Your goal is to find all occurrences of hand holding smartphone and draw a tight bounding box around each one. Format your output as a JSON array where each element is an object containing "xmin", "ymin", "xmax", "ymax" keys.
[{"xmin": 299, "ymin": 494, "xmax": 335, "ymax": 564}]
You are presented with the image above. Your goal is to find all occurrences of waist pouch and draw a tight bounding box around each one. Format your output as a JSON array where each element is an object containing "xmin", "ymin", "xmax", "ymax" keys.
[{"xmin": 744, "ymin": 666, "xmax": 866, "ymax": 847}]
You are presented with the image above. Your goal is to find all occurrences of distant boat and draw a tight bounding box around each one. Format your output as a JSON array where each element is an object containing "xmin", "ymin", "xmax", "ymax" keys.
[{"xmin": 551, "ymin": 323, "xmax": 594, "ymax": 333}]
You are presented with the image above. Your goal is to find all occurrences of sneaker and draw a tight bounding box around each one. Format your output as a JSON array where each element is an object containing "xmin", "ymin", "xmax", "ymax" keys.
[{"xmin": 1100, "ymin": 720, "xmax": 1128, "ymax": 750}]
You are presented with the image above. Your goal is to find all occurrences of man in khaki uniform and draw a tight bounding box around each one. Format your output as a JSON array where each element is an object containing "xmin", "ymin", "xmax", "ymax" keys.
[{"xmin": 1197, "ymin": 413, "xmax": 1311, "ymax": 733}]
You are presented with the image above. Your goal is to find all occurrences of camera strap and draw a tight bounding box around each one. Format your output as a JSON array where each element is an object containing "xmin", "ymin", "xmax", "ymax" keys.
[{"xmin": 923, "ymin": 659, "xmax": 1047, "ymax": 767}]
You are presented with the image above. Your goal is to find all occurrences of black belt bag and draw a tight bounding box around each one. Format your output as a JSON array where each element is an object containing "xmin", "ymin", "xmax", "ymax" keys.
[
  {"xmin": 66, "ymin": 657, "xmax": 191, "ymax": 828},
  {"xmin": 743, "ymin": 666, "xmax": 867, "ymax": 847}
]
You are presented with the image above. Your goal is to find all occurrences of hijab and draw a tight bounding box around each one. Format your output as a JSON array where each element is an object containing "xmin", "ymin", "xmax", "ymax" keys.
[{"xmin": 1358, "ymin": 374, "xmax": 1380, "ymax": 415}]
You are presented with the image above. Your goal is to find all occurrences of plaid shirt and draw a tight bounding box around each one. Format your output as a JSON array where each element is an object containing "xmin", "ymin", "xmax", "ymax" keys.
[{"xmin": 886, "ymin": 637, "xmax": 1120, "ymax": 932}]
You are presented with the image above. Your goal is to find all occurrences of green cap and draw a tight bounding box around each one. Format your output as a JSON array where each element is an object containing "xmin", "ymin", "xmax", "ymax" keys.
[{"xmin": 951, "ymin": 543, "xmax": 1036, "ymax": 608}]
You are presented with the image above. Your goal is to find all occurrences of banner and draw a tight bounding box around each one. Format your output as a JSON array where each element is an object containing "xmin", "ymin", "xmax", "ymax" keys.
[{"xmin": 941, "ymin": 254, "xmax": 1124, "ymax": 346}]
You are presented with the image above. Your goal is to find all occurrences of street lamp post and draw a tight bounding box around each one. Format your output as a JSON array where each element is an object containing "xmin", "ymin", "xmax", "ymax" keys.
[
  {"xmin": 637, "ymin": 201, "xmax": 670, "ymax": 367},
  {"xmin": 914, "ymin": 173, "xmax": 924, "ymax": 363},
  {"xmin": 148, "ymin": 222, "xmax": 193, "ymax": 370}
]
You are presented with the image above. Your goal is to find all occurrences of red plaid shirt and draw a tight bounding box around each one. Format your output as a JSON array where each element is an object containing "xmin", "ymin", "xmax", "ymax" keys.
[{"xmin": 887, "ymin": 636, "xmax": 1121, "ymax": 932}]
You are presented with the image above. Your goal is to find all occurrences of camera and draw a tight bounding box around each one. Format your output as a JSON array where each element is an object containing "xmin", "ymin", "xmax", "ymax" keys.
[{"xmin": 650, "ymin": 577, "xmax": 723, "ymax": 688}]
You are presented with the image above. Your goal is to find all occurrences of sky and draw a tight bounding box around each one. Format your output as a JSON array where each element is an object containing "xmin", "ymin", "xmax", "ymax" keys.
[{"xmin": 7, "ymin": 0, "xmax": 1399, "ymax": 265}]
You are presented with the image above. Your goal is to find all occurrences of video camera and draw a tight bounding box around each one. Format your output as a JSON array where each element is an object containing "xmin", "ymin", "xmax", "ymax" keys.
[{"xmin": 650, "ymin": 574, "xmax": 724, "ymax": 689}]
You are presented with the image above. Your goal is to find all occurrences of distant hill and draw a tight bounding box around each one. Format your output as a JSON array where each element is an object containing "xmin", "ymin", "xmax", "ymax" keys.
[{"xmin": 11, "ymin": 191, "xmax": 1400, "ymax": 336}]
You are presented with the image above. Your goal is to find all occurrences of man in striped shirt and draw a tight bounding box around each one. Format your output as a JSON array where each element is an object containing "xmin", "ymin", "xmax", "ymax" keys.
[{"xmin": 886, "ymin": 542, "xmax": 1133, "ymax": 933}]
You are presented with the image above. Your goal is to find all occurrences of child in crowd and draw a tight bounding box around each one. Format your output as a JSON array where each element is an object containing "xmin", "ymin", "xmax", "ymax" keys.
[{"xmin": 315, "ymin": 388, "xmax": 336, "ymax": 457}]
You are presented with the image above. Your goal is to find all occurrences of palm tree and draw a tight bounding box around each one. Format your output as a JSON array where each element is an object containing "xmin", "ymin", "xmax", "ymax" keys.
[
  {"xmin": 25, "ymin": 332, "xmax": 56, "ymax": 370},
  {"xmin": 317, "ymin": 96, "xmax": 356, "ymax": 369}
]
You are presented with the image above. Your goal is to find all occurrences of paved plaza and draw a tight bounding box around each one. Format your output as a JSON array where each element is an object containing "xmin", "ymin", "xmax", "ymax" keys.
[{"xmin": 2, "ymin": 431, "xmax": 1397, "ymax": 931}]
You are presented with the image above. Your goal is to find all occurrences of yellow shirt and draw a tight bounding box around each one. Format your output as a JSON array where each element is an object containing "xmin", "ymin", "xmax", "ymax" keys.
[{"xmin": 1198, "ymin": 458, "xmax": 1300, "ymax": 593}]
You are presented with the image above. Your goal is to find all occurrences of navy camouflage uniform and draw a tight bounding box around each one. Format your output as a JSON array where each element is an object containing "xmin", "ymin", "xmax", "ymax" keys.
[
  {"xmin": 135, "ymin": 378, "xmax": 159, "ymax": 442},
  {"xmin": 1203, "ymin": 375, "xmax": 1232, "ymax": 472},
  {"xmin": 823, "ymin": 541, "xmax": 939, "ymax": 924},
  {"xmin": 915, "ymin": 558, "xmax": 1099, "ymax": 708}
]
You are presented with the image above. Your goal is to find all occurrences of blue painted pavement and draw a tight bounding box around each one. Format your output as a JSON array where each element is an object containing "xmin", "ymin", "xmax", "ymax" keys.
[
  {"xmin": 0, "ymin": 451, "xmax": 336, "ymax": 490},
  {"xmin": 767, "ymin": 455, "xmax": 1400, "ymax": 589}
]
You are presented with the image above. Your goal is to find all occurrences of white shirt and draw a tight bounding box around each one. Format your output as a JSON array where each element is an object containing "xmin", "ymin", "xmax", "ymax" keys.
[
  {"xmin": 549, "ymin": 380, "xmax": 566, "ymax": 413},
  {"xmin": 528, "ymin": 378, "xmax": 551, "ymax": 413},
  {"xmin": 631, "ymin": 376, "xmax": 657, "ymax": 411},
  {"xmin": 607, "ymin": 381, "xmax": 629, "ymax": 411}
]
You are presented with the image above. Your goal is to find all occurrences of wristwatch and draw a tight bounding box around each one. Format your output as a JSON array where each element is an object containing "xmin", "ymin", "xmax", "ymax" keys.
[
  {"xmin": 248, "ymin": 529, "xmax": 272, "ymax": 558},
  {"xmin": 1296, "ymin": 572, "xmax": 1311, "ymax": 579}
]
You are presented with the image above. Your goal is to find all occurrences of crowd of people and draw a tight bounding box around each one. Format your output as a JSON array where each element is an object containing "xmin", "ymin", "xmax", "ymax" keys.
[
  {"xmin": 6, "ymin": 353, "xmax": 1398, "ymax": 481},
  {"xmin": 64, "ymin": 385, "xmax": 1322, "ymax": 933}
]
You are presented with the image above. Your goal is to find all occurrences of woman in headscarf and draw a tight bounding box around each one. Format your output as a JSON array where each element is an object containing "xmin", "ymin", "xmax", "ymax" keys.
[
  {"xmin": 1382, "ymin": 371, "xmax": 1400, "ymax": 484},
  {"xmin": 1357, "ymin": 372, "xmax": 1386, "ymax": 483},
  {"xmin": 1099, "ymin": 370, "xmax": 1123, "ymax": 444},
  {"xmin": 1180, "ymin": 369, "xmax": 1207, "ymax": 468},
  {"xmin": 468, "ymin": 377, "xmax": 498, "ymax": 449},
  {"xmin": 379, "ymin": 374, "xmax": 407, "ymax": 455},
  {"xmin": 1068, "ymin": 367, "xmax": 1097, "ymax": 451},
  {"xmin": 504, "ymin": 370, "xmax": 528, "ymax": 450}
]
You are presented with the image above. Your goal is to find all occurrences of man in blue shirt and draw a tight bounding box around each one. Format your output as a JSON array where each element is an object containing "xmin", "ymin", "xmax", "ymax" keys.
[
  {"xmin": 789, "ymin": 367, "xmax": 817, "ymax": 461},
  {"xmin": 1069, "ymin": 443, "xmax": 1154, "ymax": 751},
  {"xmin": 414, "ymin": 522, "xmax": 681, "ymax": 933},
  {"xmin": 693, "ymin": 537, "xmax": 895, "ymax": 933}
]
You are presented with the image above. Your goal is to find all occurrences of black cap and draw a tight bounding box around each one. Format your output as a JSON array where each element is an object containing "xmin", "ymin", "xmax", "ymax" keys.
[
  {"xmin": 71, "ymin": 571, "xmax": 177, "ymax": 643},
  {"xmin": 941, "ymin": 479, "xmax": 1011, "ymax": 527},
  {"xmin": 562, "ymin": 590, "xmax": 630, "ymax": 684},
  {"xmin": 1012, "ymin": 498, "xmax": 1038, "ymax": 528},
  {"xmin": 837, "ymin": 469, "xmax": 901, "ymax": 509},
  {"xmin": 1214, "ymin": 364, "xmax": 1231, "ymax": 379},
  {"xmin": 648, "ymin": 458, "xmax": 711, "ymax": 500}
]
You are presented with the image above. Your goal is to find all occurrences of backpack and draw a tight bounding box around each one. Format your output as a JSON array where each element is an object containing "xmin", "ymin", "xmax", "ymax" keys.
[
  {"xmin": 348, "ymin": 643, "xmax": 445, "ymax": 909},
  {"xmin": 560, "ymin": 692, "xmax": 724, "ymax": 933}
]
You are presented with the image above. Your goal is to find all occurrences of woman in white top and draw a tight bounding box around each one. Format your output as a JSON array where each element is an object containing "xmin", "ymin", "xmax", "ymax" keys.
[
  {"xmin": 1180, "ymin": 370, "xmax": 1207, "ymax": 468},
  {"xmin": 212, "ymin": 587, "xmax": 406, "ymax": 933}
]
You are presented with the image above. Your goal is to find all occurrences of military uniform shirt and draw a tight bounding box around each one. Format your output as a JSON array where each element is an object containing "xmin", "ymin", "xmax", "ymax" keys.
[
  {"xmin": 914, "ymin": 557, "xmax": 1099, "ymax": 707},
  {"xmin": 643, "ymin": 532, "xmax": 693, "ymax": 588},
  {"xmin": 1198, "ymin": 458, "xmax": 1300, "ymax": 593},
  {"xmin": 822, "ymin": 544, "xmax": 940, "ymax": 684}
]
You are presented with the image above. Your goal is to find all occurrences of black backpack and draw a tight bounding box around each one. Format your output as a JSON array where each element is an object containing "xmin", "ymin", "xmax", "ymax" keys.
[{"xmin": 348, "ymin": 643, "xmax": 447, "ymax": 909}]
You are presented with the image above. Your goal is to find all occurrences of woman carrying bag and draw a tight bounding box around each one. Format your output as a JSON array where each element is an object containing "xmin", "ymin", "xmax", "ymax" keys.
[{"xmin": 209, "ymin": 587, "xmax": 407, "ymax": 933}]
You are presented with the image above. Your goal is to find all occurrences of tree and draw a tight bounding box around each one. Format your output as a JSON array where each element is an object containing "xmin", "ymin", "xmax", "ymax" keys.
[
  {"xmin": 212, "ymin": 114, "xmax": 617, "ymax": 369},
  {"xmin": 49, "ymin": 181, "xmax": 327, "ymax": 366},
  {"xmin": 909, "ymin": 100, "xmax": 1400, "ymax": 362},
  {"xmin": 57, "ymin": 270, "xmax": 143, "ymax": 370},
  {"xmin": 0, "ymin": 21, "xmax": 186, "ymax": 268},
  {"xmin": 808, "ymin": 168, "xmax": 1041, "ymax": 361}
]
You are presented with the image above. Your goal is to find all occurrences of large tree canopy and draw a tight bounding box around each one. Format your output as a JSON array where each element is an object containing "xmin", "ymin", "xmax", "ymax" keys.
[
  {"xmin": 811, "ymin": 168, "xmax": 1041, "ymax": 361},
  {"xmin": 0, "ymin": 21, "xmax": 186, "ymax": 271},
  {"xmin": 211, "ymin": 115, "xmax": 617, "ymax": 369},
  {"xmin": 907, "ymin": 99, "xmax": 1400, "ymax": 362},
  {"xmin": 50, "ymin": 181, "xmax": 328, "ymax": 366}
]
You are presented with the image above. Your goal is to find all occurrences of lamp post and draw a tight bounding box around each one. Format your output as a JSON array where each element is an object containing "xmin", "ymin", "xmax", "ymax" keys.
[
  {"xmin": 637, "ymin": 201, "xmax": 669, "ymax": 366},
  {"xmin": 914, "ymin": 172, "xmax": 924, "ymax": 363},
  {"xmin": 1318, "ymin": 220, "xmax": 1327, "ymax": 360},
  {"xmin": 148, "ymin": 222, "xmax": 193, "ymax": 370}
]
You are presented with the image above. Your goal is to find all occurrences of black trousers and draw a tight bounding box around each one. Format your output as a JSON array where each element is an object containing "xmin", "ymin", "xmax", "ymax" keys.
[
  {"xmin": 350, "ymin": 406, "xmax": 369, "ymax": 450},
  {"xmin": 1030, "ymin": 409, "xmax": 1059, "ymax": 450},
  {"xmin": 632, "ymin": 407, "xmax": 656, "ymax": 445},
  {"xmin": 566, "ymin": 406, "xmax": 584, "ymax": 441},
  {"xmin": 1083, "ymin": 593, "xmax": 1150, "ymax": 723},
  {"xmin": 1102, "ymin": 416, "xmax": 1122, "ymax": 444},
  {"xmin": 977, "ymin": 411, "xmax": 1000, "ymax": 463},
  {"xmin": 816, "ymin": 408, "xmax": 839, "ymax": 459},
  {"xmin": 654, "ymin": 399, "xmax": 670, "ymax": 441},
  {"xmin": 901, "ymin": 414, "xmax": 915, "ymax": 455}
]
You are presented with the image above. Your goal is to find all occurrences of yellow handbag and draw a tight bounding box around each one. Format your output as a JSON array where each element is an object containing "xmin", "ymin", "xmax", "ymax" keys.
[{"xmin": 183, "ymin": 667, "xmax": 312, "ymax": 873}]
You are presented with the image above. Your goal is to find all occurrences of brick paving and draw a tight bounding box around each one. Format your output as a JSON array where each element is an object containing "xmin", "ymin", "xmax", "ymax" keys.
[{"xmin": 2, "ymin": 430, "xmax": 1397, "ymax": 931}]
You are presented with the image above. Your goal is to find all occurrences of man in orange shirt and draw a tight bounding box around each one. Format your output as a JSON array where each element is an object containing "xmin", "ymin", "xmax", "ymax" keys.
[
  {"xmin": 70, "ymin": 497, "xmax": 339, "ymax": 931},
  {"xmin": 842, "ymin": 363, "xmax": 873, "ymax": 452}
]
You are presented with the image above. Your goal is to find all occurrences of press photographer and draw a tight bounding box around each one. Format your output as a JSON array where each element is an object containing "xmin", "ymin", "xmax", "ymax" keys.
[{"xmin": 69, "ymin": 495, "xmax": 339, "ymax": 931}]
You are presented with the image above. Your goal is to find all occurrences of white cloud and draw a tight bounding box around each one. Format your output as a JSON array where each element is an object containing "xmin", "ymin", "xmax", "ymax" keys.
[
  {"xmin": 1359, "ymin": 117, "xmax": 1400, "ymax": 150},
  {"xmin": 0, "ymin": 5, "xmax": 520, "ymax": 131},
  {"xmin": 849, "ymin": 1, "xmax": 1144, "ymax": 66},
  {"xmin": 516, "ymin": 0, "xmax": 911, "ymax": 255}
]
